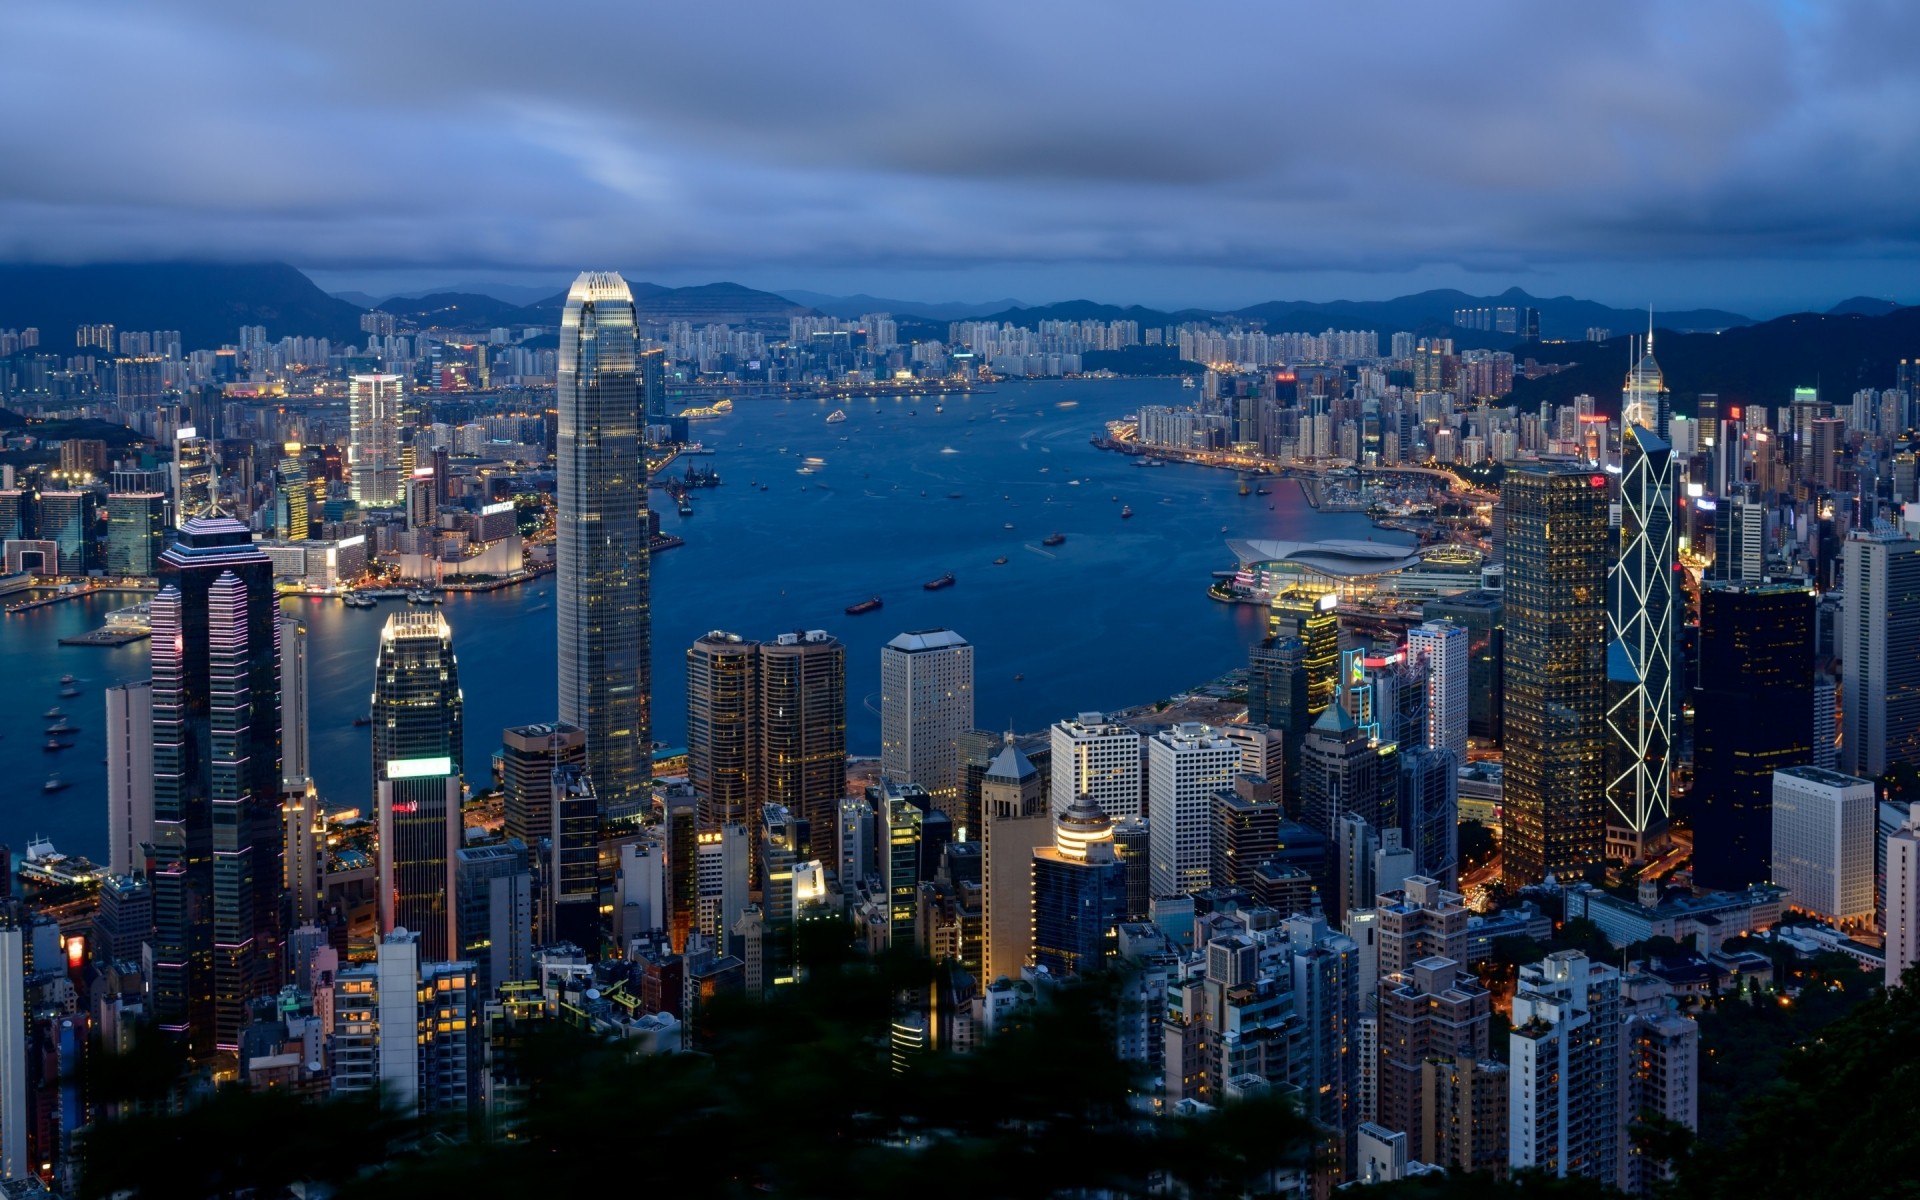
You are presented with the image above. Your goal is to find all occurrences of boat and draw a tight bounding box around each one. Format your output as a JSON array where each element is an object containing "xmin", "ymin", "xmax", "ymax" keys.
[
  {"xmin": 1182, "ymin": 377, "xmax": 1197, "ymax": 389},
  {"xmin": 1042, "ymin": 532, "xmax": 1066, "ymax": 547},
  {"xmin": 42, "ymin": 775, "xmax": 68, "ymax": 794},
  {"xmin": 845, "ymin": 596, "xmax": 884, "ymax": 616},
  {"xmin": 42, "ymin": 707, "xmax": 63, "ymax": 720},
  {"xmin": 935, "ymin": 403, "xmax": 944, "ymax": 413},
  {"xmin": 923, "ymin": 572, "xmax": 956, "ymax": 591},
  {"xmin": 1255, "ymin": 486, "xmax": 1272, "ymax": 495},
  {"xmin": 406, "ymin": 589, "xmax": 437, "ymax": 605},
  {"xmin": 1003, "ymin": 522, "xmax": 1015, "ymax": 530},
  {"xmin": 18, "ymin": 837, "xmax": 107, "ymax": 888},
  {"xmin": 1121, "ymin": 505, "xmax": 1135, "ymax": 519},
  {"xmin": 59, "ymin": 675, "xmax": 74, "ymax": 686},
  {"xmin": 46, "ymin": 720, "xmax": 75, "ymax": 735},
  {"xmin": 352, "ymin": 715, "xmax": 373, "ymax": 728},
  {"xmin": 678, "ymin": 498, "xmax": 695, "ymax": 516},
  {"xmin": 760, "ymin": 484, "xmax": 769, "ymax": 491},
  {"xmin": 1013, "ymin": 673, "xmax": 1025, "ymax": 681},
  {"xmin": 947, "ymin": 492, "xmax": 964, "ymax": 500},
  {"xmin": 43, "ymin": 739, "xmax": 70, "ymax": 753},
  {"xmin": 59, "ymin": 686, "xmax": 79, "ymax": 698},
  {"xmin": 825, "ymin": 410, "xmax": 847, "ymax": 424},
  {"xmin": 993, "ymin": 556, "xmax": 1009, "ymax": 565}
]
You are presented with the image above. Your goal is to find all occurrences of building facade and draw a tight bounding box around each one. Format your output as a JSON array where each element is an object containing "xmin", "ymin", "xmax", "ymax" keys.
[{"xmin": 880, "ymin": 629, "xmax": 974, "ymax": 829}]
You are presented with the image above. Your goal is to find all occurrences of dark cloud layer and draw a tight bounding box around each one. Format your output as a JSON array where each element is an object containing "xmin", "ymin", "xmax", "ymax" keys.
[{"xmin": 5, "ymin": 0, "xmax": 1918, "ymax": 307}]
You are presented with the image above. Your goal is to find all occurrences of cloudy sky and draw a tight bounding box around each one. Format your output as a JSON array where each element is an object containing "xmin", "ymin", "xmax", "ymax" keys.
[{"xmin": 5, "ymin": 0, "xmax": 1918, "ymax": 311}]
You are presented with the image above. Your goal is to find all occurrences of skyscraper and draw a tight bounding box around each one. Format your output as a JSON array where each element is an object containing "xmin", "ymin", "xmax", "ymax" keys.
[
  {"xmin": 1840, "ymin": 529, "xmax": 1920, "ymax": 778},
  {"xmin": 1509, "ymin": 952, "xmax": 1623, "ymax": 1184},
  {"xmin": 1050, "ymin": 712, "xmax": 1143, "ymax": 821},
  {"xmin": 1691, "ymin": 582, "xmax": 1813, "ymax": 890},
  {"xmin": 757, "ymin": 630, "xmax": 846, "ymax": 844},
  {"xmin": 1268, "ymin": 588, "xmax": 1339, "ymax": 717},
  {"xmin": 276, "ymin": 443, "xmax": 309, "ymax": 542},
  {"xmin": 280, "ymin": 614, "xmax": 310, "ymax": 790},
  {"xmin": 981, "ymin": 739, "xmax": 1048, "ymax": 983},
  {"xmin": 1771, "ymin": 766, "xmax": 1875, "ymax": 926},
  {"xmin": 1606, "ymin": 423, "xmax": 1676, "ymax": 856},
  {"xmin": 1501, "ymin": 466, "xmax": 1609, "ymax": 886},
  {"xmin": 1247, "ymin": 638, "xmax": 1313, "ymax": 805},
  {"xmin": 1885, "ymin": 805, "xmax": 1920, "ymax": 989},
  {"xmin": 105, "ymin": 491, "xmax": 166, "ymax": 576},
  {"xmin": 105, "ymin": 681, "xmax": 154, "ymax": 878},
  {"xmin": 556, "ymin": 272, "xmax": 651, "ymax": 817},
  {"xmin": 1407, "ymin": 621, "xmax": 1468, "ymax": 763},
  {"xmin": 149, "ymin": 518, "xmax": 283, "ymax": 1054},
  {"xmin": 1031, "ymin": 796, "xmax": 1129, "ymax": 978},
  {"xmin": 688, "ymin": 631, "xmax": 758, "ymax": 831},
  {"xmin": 1710, "ymin": 493, "xmax": 1766, "ymax": 582},
  {"xmin": 880, "ymin": 629, "xmax": 975, "ymax": 829},
  {"xmin": 373, "ymin": 612, "xmax": 464, "ymax": 960},
  {"xmin": 171, "ymin": 426, "xmax": 213, "ymax": 522},
  {"xmin": 1145, "ymin": 724, "xmax": 1238, "ymax": 898},
  {"xmin": 347, "ymin": 373, "xmax": 405, "ymax": 505}
]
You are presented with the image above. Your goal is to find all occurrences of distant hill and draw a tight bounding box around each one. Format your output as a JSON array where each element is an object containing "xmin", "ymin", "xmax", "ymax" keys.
[
  {"xmin": 0, "ymin": 261, "xmax": 367, "ymax": 350},
  {"xmin": 1827, "ymin": 295, "xmax": 1906, "ymax": 317},
  {"xmin": 514, "ymin": 280, "xmax": 813, "ymax": 327},
  {"xmin": 778, "ymin": 290, "xmax": 1029, "ymax": 321},
  {"xmin": 978, "ymin": 300, "xmax": 1189, "ymax": 326},
  {"xmin": 1509, "ymin": 307, "xmax": 1920, "ymax": 416},
  {"xmin": 376, "ymin": 292, "xmax": 538, "ymax": 330}
]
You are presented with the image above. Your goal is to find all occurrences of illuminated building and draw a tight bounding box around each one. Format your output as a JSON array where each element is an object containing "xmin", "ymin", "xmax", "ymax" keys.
[
  {"xmin": 880, "ymin": 629, "xmax": 975, "ymax": 830},
  {"xmin": 557, "ymin": 273, "xmax": 651, "ymax": 819},
  {"xmin": 1885, "ymin": 805, "xmax": 1920, "ymax": 988},
  {"xmin": 881, "ymin": 781, "xmax": 924, "ymax": 948},
  {"xmin": 455, "ymin": 840, "xmax": 532, "ymax": 994},
  {"xmin": 1622, "ymin": 1014, "xmax": 1698, "ymax": 1195},
  {"xmin": 982, "ymin": 740, "xmax": 1048, "ymax": 982},
  {"xmin": 1268, "ymin": 588, "xmax": 1339, "ymax": 718},
  {"xmin": 1509, "ymin": 952, "xmax": 1623, "ymax": 1184},
  {"xmin": 547, "ymin": 765, "xmax": 600, "ymax": 949},
  {"xmin": 1770, "ymin": 766, "xmax": 1874, "ymax": 925},
  {"xmin": 105, "ymin": 491, "xmax": 166, "ymax": 575},
  {"xmin": 666, "ymin": 792, "xmax": 698, "ymax": 954},
  {"xmin": 35, "ymin": 490, "xmax": 94, "ymax": 575},
  {"xmin": 1146, "ymin": 724, "xmax": 1238, "ymax": 898},
  {"xmin": 1378, "ymin": 956, "xmax": 1489, "ymax": 1156},
  {"xmin": 171, "ymin": 426, "xmax": 213, "ymax": 522},
  {"xmin": 1421, "ymin": 1056, "xmax": 1508, "ymax": 1178},
  {"xmin": 1031, "ymin": 796, "xmax": 1128, "ymax": 977},
  {"xmin": 1212, "ymin": 780, "xmax": 1280, "ymax": 890},
  {"xmin": 150, "ymin": 518, "xmax": 284, "ymax": 1054},
  {"xmin": 348, "ymin": 373, "xmax": 405, "ymax": 505},
  {"xmin": 1248, "ymin": 638, "xmax": 1312, "ymax": 805},
  {"xmin": 688, "ymin": 631, "xmax": 759, "ymax": 833},
  {"xmin": 1500, "ymin": 466, "xmax": 1609, "ymax": 886},
  {"xmin": 758, "ymin": 630, "xmax": 846, "ymax": 846},
  {"xmin": 0, "ymin": 925, "xmax": 21, "ymax": 1179},
  {"xmin": 105, "ymin": 680, "xmax": 153, "ymax": 878},
  {"xmin": 1691, "ymin": 582, "xmax": 1813, "ymax": 890},
  {"xmin": 1605, "ymin": 423, "xmax": 1677, "ymax": 858},
  {"xmin": 1399, "ymin": 746, "xmax": 1459, "ymax": 886},
  {"xmin": 373, "ymin": 612, "xmax": 465, "ymax": 960},
  {"xmin": 1049, "ymin": 712, "xmax": 1141, "ymax": 821},
  {"xmin": 329, "ymin": 929, "xmax": 479, "ymax": 1118},
  {"xmin": 1709, "ymin": 493, "xmax": 1765, "ymax": 582},
  {"xmin": 1227, "ymin": 538, "xmax": 1426, "ymax": 603},
  {"xmin": 1407, "ymin": 621, "xmax": 1468, "ymax": 763},
  {"xmin": 499, "ymin": 723, "xmax": 585, "ymax": 848},
  {"xmin": 1302, "ymin": 705, "xmax": 1400, "ymax": 917},
  {"xmin": 277, "ymin": 443, "xmax": 309, "ymax": 541},
  {"xmin": 1840, "ymin": 529, "xmax": 1920, "ymax": 777}
]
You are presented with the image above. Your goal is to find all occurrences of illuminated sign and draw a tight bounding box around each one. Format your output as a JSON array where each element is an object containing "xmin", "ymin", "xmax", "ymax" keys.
[
  {"xmin": 387, "ymin": 756, "xmax": 453, "ymax": 780},
  {"xmin": 1317, "ymin": 593, "xmax": 1338, "ymax": 612},
  {"xmin": 481, "ymin": 501, "xmax": 515, "ymax": 516},
  {"xmin": 1591, "ymin": 475, "xmax": 1607, "ymax": 487}
]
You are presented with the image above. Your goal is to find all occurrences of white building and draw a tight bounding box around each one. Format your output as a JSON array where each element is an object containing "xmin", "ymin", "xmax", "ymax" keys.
[
  {"xmin": 0, "ymin": 926, "xmax": 23, "ymax": 1180},
  {"xmin": 1146, "ymin": 723, "xmax": 1238, "ymax": 898},
  {"xmin": 1771, "ymin": 765, "xmax": 1876, "ymax": 925},
  {"xmin": 1841, "ymin": 530, "xmax": 1920, "ymax": 777},
  {"xmin": 1510, "ymin": 951, "xmax": 1623, "ymax": 1185},
  {"xmin": 1886, "ymin": 804, "xmax": 1920, "ymax": 989},
  {"xmin": 879, "ymin": 629, "xmax": 974, "ymax": 826},
  {"xmin": 1050, "ymin": 712, "xmax": 1143, "ymax": 820},
  {"xmin": 105, "ymin": 680, "xmax": 154, "ymax": 878},
  {"xmin": 348, "ymin": 373, "xmax": 405, "ymax": 505},
  {"xmin": 1407, "ymin": 620, "xmax": 1469, "ymax": 763}
]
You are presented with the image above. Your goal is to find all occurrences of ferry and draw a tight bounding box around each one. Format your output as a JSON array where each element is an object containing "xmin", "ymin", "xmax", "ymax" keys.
[
  {"xmin": 845, "ymin": 596, "xmax": 884, "ymax": 616},
  {"xmin": 406, "ymin": 589, "xmax": 442, "ymax": 605},
  {"xmin": 1042, "ymin": 532, "xmax": 1066, "ymax": 547},
  {"xmin": 59, "ymin": 675, "xmax": 75, "ymax": 686},
  {"xmin": 825, "ymin": 410, "xmax": 847, "ymax": 424},
  {"xmin": 43, "ymin": 737, "xmax": 72, "ymax": 752},
  {"xmin": 923, "ymin": 572, "xmax": 957, "ymax": 591},
  {"xmin": 993, "ymin": 556, "xmax": 1010, "ymax": 565},
  {"xmin": 1182, "ymin": 376, "xmax": 1197, "ymax": 389},
  {"xmin": 42, "ymin": 775, "xmax": 68, "ymax": 795},
  {"xmin": 1121, "ymin": 505, "xmax": 1135, "ymax": 519},
  {"xmin": 59, "ymin": 684, "xmax": 79, "ymax": 698},
  {"xmin": 19, "ymin": 838, "xmax": 107, "ymax": 888},
  {"xmin": 678, "ymin": 497, "xmax": 695, "ymax": 517},
  {"xmin": 46, "ymin": 720, "xmax": 76, "ymax": 735},
  {"xmin": 43, "ymin": 707, "xmax": 62, "ymax": 721}
]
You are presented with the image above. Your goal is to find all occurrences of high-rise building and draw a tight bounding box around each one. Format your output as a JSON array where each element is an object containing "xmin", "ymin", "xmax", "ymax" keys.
[
  {"xmin": 1423, "ymin": 589, "xmax": 1503, "ymax": 743},
  {"xmin": 1146, "ymin": 724, "xmax": 1238, "ymax": 898},
  {"xmin": 1049, "ymin": 712, "xmax": 1143, "ymax": 821},
  {"xmin": 880, "ymin": 629, "xmax": 975, "ymax": 829},
  {"xmin": 880, "ymin": 782, "xmax": 924, "ymax": 948},
  {"xmin": 1378, "ymin": 956, "xmax": 1490, "ymax": 1151},
  {"xmin": 1621, "ymin": 1014, "xmax": 1698, "ymax": 1195},
  {"xmin": 981, "ymin": 740, "xmax": 1049, "ymax": 983},
  {"xmin": 1248, "ymin": 638, "xmax": 1313, "ymax": 804},
  {"xmin": 329, "ymin": 929, "xmax": 479, "ymax": 1119},
  {"xmin": 171, "ymin": 426, "xmax": 213, "ymax": 523},
  {"xmin": 1421, "ymin": 1055, "xmax": 1508, "ymax": 1179},
  {"xmin": 105, "ymin": 680, "xmax": 154, "ymax": 878},
  {"xmin": 455, "ymin": 839, "xmax": 532, "ymax": 994},
  {"xmin": 1509, "ymin": 952, "xmax": 1623, "ymax": 1184},
  {"xmin": 1711, "ymin": 495, "xmax": 1766, "ymax": 582},
  {"xmin": 149, "ymin": 518, "xmax": 283, "ymax": 1054},
  {"xmin": 665, "ymin": 792, "xmax": 699, "ymax": 954},
  {"xmin": 1692, "ymin": 582, "xmax": 1814, "ymax": 890},
  {"xmin": 1399, "ymin": 746, "xmax": 1459, "ymax": 886},
  {"xmin": 280, "ymin": 615, "xmax": 310, "ymax": 790},
  {"xmin": 347, "ymin": 373, "xmax": 405, "ymax": 505},
  {"xmin": 688, "ymin": 631, "xmax": 758, "ymax": 831},
  {"xmin": 758, "ymin": 630, "xmax": 846, "ymax": 843},
  {"xmin": 276, "ymin": 444, "xmax": 309, "ymax": 542},
  {"xmin": 1301, "ymin": 704, "xmax": 1400, "ymax": 886},
  {"xmin": 1771, "ymin": 765, "xmax": 1875, "ymax": 926},
  {"xmin": 1841, "ymin": 529, "xmax": 1920, "ymax": 777},
  {"xmin": 556, "ymin": 272, "xmax": 651, "ymax": 817},
  {"xmin": 1407, "ymin": 621, "xmax": 1468, "ymax": 763},
  {"xmin": 35, "ymin": 490, "xmax": 95, "ymax": 575},
  {"xmin": 105, "ymin": 492, "xmax": 166, "ymax": 576},
  {"xmin": 1212, "ymin": 780, "xmax": 1281, "ymax": 890},
  {"xmin": 1268, "ymin": 588, "xmax": 1339, "ymax": 717},
  {"xmin": 0, "ymin": 925, "xmax": 23, "ymax": 1181},
  {"xmin": 1501, "ymin": 466, "xmax": 1610, "ymax": 886},
  {"xmin": 500, "ymin": 723, "xmax": 585, "ymax": 848},
  {"xmin": 1885, "ymin": 804, "xmax": 1920, "ymax": 989},
  {"xmin": 1606, "ymin": 424, "xmax": 1677, "ymax": 856},
  {"xmin": 1031, "ymin": 796, "xmax": 1129, "ymax": 978},
  {"xmin": 373, "ymin": 612, "xmax": 465, "ymax": 960},
  {"xmin": 547, "ymin": 765, "xmax": 601, "ymax": 949}
]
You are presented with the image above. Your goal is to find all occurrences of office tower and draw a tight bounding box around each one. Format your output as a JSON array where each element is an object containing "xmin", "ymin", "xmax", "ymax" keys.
[
  {"xmin": 1692, "ymin": 582, "xmax": 1814, "ymax": 889},
  {"xmin": 1268, "ymin": 589, "xmax": 1339, "ymax": 716},
  {"xmin": 1886, "ymin": 805, "xmax": 1920, "ymax": 988},
  {"xmin": 1302, "ymin": 705, "xmax": 1399, "ymax": 866},
  {"xmin": 284, "ymin": 780, "xmax": 324, "ymax": 931},
  {"xmin": 1424, "ymin": 592, "xmax": 1504, "ymax": 743},
  {"xmin": 1146, "ymin": 724, "xmax": 1239, "ymax": 898},
  {"xmin": 880, "ymin": 629, "xmax": 975, "ymax": 828},
  {"xmin": 547, "ymin": 765, "xmax": 600, "ymax": 949},
  {"xmin": 837, "ymin": 795, "xmax": 875, "ymax": 886},
  {"xmin": 1399, "ymin": 746, "xmax": 1459, "ymax": 886},
  {"xmin": 981, "ymin": 741, "xmax": 1049, "ymax": 982},
  {"xmin": 1113, "ymin": 819, "xmax": 1153, "ymax": 921},
  {"xmin": 1421, "ymin": 1055, "xmax": 1508, "ymax": 1179},
  {"xmin": 1710, "ymin": 494, "xmax": 1766, "ymax": 582},
  {"xmin": 0, "ymin": 490, "xmax": 26, "ymax": 544},
  {"xmin": 1050, "ymin": 712, "xmax": 1143, "ymax": 820},
  {"xmin": 149, "ymin": 518, "xmax": 283, "ymax": 1054},
  {"xmin": 105, "ymin": 492, "xmax": 166, "ymax": 575},
  {"xmin": 455, "ymin": 839, "xmax": 532, "ymax": 994},
  {"xmin": 1212, "ymin": 782, "xmax": 1281, "ymax": 890},
  {"xmin": 95, "ymin": 873, "xmax": 154, "ymax": 963},
  {"xmin": 695, "ymin": 824, "xmax": 750, "ymax": 950},
  {"xmin": 1407, "ymin": 621, "xmax": 1468, "ymax": 763},
  {"xmin": 1378, "ymin": 956, "xmax": 1489, "ymax": 1149},
  {"xmin": 1509, "ymin": 952, "xmax": 1622, "ymax": 1184},
  {"xmin": 1501, "ymin": 466, "xmax": 1609, "ymax": 886},
  {"xmin": 1841, "ymin": 530, "xmax": 1920, "ymax": 777},
  {"xmin": 1031, "ymin": 797, "xmax": 1129, "ymax": 978},
  {"xmin": 1771, "ymin": 765, "xmax": 1875, "ymax": 925},
  {"xmin": 556, "ymin": 272, "xmax": 651, "ymax": 815},
  {"xmin": 35, "ymin": 490, "xmax": 95, "ymax": 575},
  {"xmin": 1621, "ymin": 1014, "xmax": 1698, "ymax": 1195},
  {"xmin": 280, "ymin": 615, "xmax": 309, "ymax": 789},
  {"xmin": 372, "ymin": 612, "xmax": 464, "ymax": 959},
  {"xmin": 1813, "ymin": 673, "xmax": 1839, "ymax": 769},
  {"xmin": 1606, "ymin": 424, "xmax": 1677, "ymax": 855},
  {"xmin": 347, "ymin": 373, "xmax": 404, "ymax": 505},
  {"xmin": 105, "ymin": 681, "xmax": 154, "ymax": 878},
  {"xmin": 1621, "ymin": 331, "xmax": 1671, "ymax": 441},
  {"xmin": 687, "ymin": 632, "xmax": 758, "ymax": 831},
  {"xmin": 758, "ymin": 630, "xmax": 846, "ymax": 841},
  {"xmin": 331, "ymin": 930, "xmax": 478, "ymax": 1118},
  {"xmin": 276, "ymin": 444, "xmax": 309, "ymax": 541},
  {"xmin": 172, "ymin": 426, "xmax": 213, "ymax": 522},
  {"xmin": 881, "ymin": 784, "xmax": 924, "ymax": 948},
  {"xmin": 640, "ymin": 345, "xmax": 668, "ymax": 423},
  {"xmin": 0, "ymin": 925, "xmax": 22, "ymax": 1181},
  {"xmin": 665, "ymin": 793, "xmax": 698, "ymax": 954},
  {"xmin": 405, "ymin": 467, "xmax": 437, "ymax": 532},
  {"xmin": 500, "ymin": 723, "xmax": 585, "ymax": 847},
  {"xmin": 759, "ymin": 803, "xmax": 804, "ymax": 991}
]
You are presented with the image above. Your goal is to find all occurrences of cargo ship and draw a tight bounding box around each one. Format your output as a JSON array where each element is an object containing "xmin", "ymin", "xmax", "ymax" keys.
[
  {"xmin": 923, "ymin": 572, "xmax": 956, "ymax": 591},
  {"xmin": 1042, "ymin": 532, "xmax": 1066, "ymax": 547},
  {"xmin": 845, "ymin": 596, "xmax": 884, "ymax": 615}
]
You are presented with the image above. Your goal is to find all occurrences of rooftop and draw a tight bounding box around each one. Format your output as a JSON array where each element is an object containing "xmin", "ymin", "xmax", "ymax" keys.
[{"xmin": 1228, "ymin": 537, "xmax": 1424, "ymax": 578}]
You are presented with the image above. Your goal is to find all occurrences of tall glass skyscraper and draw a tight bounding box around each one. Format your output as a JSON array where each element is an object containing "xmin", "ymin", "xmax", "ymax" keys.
[
  {"xmin": 373, "ymin": 611, "xmax": 465, "ymax": 960},
  {"xmin": 1501, "ymin": 465, "xmax": 1610, "ymax": 886},
  {"xmin": 149, "ymin": 517, "xmax": 283, "ymax": 1054},
  {"xmin": 1605, "ymin": 423, "xmax": 1676, "ymax": 856},
  {"xmin": 348, "ymin": 373, "xmax": 405, "ymax": 505},
  {"xmin": 557, "ymin": 272, "xmax": 650, "ymax": 816}
]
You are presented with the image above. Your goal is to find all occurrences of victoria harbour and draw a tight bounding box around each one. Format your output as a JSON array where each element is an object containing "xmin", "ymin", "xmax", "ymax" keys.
[{"xmin": 0, "ymin": 377, "xmax": 1396, "ymax": 859}]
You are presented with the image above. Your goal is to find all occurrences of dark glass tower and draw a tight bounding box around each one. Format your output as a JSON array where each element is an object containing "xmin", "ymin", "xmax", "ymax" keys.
[
  {"xmin": 373, "ymin": 611, "xmax": 464, "ymax": 960},
  {"xmin": 1032, "ymin": 797, "xmax": 1129, "ymax": 978},
  {"xmin": 1692, "ymin": 581, "xmax": 1814, "ymax": 890},
  {"xmin": 557, "ymin": 272, "xmax": 650, "ymax": 817},
  {"xmin": 1501, "ymin": 465, "xmax": 1610, "ymax": 886},
  {"xmin": 149, "ymin": 517, "xmax": 283, "ymax": 1054}
]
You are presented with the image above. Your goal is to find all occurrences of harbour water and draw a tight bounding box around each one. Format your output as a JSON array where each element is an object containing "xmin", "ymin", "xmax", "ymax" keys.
[{"xmin": 0, "ymin": 377, "xmax": 1405, "ymax": 858}]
